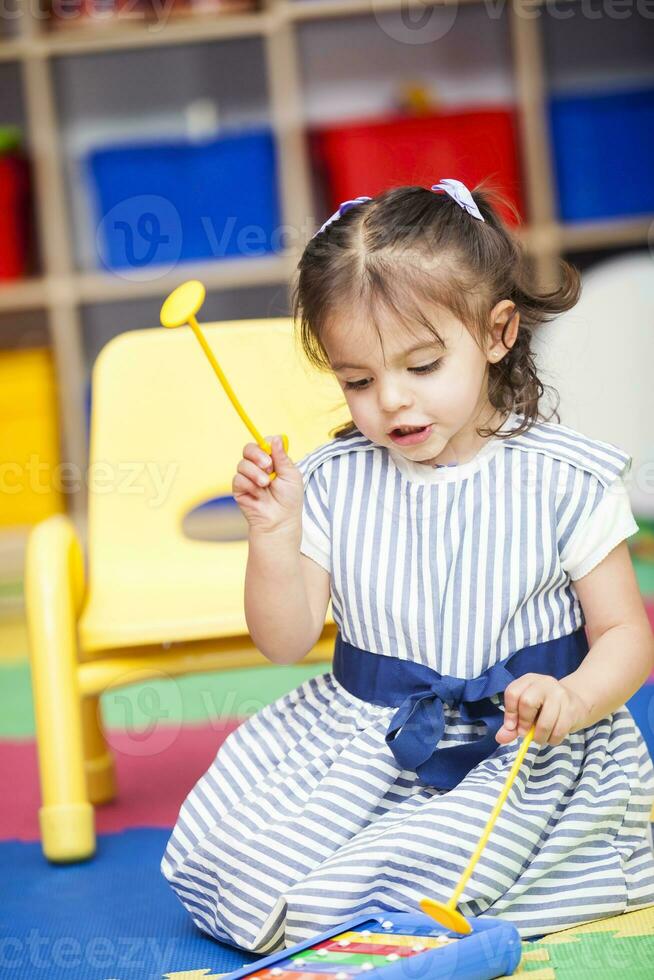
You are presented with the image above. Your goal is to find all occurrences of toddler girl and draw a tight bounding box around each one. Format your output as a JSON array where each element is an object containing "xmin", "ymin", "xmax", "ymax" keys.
[{"xmin": 162, "ymin": 178, "xmax": 654, "ymax": 952}]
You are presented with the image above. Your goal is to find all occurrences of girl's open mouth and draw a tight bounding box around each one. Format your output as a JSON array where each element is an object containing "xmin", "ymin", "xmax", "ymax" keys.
[{"xmin": 389, "ymin": 424, "xmax": 433, "ymax": 446}]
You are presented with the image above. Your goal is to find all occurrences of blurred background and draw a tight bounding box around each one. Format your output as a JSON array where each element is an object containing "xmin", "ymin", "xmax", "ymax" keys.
[{"xmin": 1, "ymin": 1, "xmax": 654, "ymax": 782}]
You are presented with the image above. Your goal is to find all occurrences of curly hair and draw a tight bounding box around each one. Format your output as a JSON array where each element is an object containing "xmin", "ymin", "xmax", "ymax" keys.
[{"xmin": 291, "ymin": 179, "xmax": 581, "ymax": 441}]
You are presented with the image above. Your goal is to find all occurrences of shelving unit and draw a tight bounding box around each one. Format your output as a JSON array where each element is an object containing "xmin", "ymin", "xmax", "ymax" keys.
[{"xmin": 0, "ymin": 0, "xmax": 652, "ymax": 549}]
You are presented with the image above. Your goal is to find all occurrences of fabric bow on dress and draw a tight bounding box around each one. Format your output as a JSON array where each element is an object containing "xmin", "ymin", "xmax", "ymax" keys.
[{"xmin": 334, "ymin": 629, "xmax": 589, "ymax": 790}]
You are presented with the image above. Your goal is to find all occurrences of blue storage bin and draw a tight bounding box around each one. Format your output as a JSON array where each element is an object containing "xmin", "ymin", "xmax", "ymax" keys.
[
  {"xmin": 87, "ymin": 128, "xmax": 281, "ymax": 271},
  {"xmin": 548, "ymin": 86, "xmax": 654, "ymax": 222}
]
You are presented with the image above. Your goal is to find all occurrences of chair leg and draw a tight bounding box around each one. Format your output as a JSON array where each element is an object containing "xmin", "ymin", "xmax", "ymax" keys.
[
  {"xmin": 82, "ymin": 696, "xmax": 117, "ymax": 805},
  {"xmin": 25, "ymin": 515, "xmax": 95, "ymax": 863}
]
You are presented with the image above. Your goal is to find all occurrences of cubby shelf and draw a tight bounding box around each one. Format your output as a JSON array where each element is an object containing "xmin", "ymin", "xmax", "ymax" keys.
[
  {"xmin": 4, "ymin": 219, "xmax": 651, "ymax": 317},
  {"xmin": 0, "ymin": 0, "xmax": 650, "ymax": 535}
]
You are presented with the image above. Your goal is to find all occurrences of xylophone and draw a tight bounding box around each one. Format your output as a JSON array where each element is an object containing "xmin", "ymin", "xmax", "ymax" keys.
[{"xmin": 221, "ymin": 911, "xmax": 522, "ymax": 980}]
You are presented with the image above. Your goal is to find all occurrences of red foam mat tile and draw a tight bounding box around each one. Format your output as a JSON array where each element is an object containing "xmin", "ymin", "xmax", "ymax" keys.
[{"xmin": 0, "ymin": 719, "xmax": 241, "ymax": 842}]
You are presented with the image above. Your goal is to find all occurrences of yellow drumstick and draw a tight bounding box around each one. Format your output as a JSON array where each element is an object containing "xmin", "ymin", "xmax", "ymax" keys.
[
  {"xmin": 419, "ymin": 722, "xmax": 536, "ymax": 934},
  {"xmin": 160, "ymin": 280, "xmax": 288, "ymax": 480}
]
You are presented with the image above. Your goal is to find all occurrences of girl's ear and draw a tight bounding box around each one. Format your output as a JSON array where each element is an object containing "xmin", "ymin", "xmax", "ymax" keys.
[{"xmin": 487, "ymin": 300, "xmax": 519, "ymax": 359}]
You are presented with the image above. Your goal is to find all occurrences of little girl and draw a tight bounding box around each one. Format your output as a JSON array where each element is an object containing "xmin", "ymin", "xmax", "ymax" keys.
[{"xmin": 162, "ymin": 178, "xmax": 654, "ymax": 953}]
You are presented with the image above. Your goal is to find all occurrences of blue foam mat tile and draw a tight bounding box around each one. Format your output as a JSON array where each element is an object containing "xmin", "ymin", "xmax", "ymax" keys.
[
  {"xmin": 0, "ymin": 829, "xmax": 260, "ymax": 980},
  {"xmin": 628, "ymin": 684, "xmax": 654, "ymax": 754}
]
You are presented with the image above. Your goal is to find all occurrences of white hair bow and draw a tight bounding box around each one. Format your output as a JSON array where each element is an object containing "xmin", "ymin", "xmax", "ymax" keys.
[{"xmin": 431, "ymin": 178, "xmax": 485, "ymax": 222}]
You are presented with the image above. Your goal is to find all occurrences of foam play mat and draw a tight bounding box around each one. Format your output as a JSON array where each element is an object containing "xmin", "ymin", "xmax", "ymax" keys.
[
  {"xmin": 2, "ymin": 825, "xmax": 652, "ymax": 980},
  {"xmin": 507, "ymin": 904, "xmax": 654, "ymax": 978},
  {"xmin": 2, "ymin": 713, "xmax": 653, "ymax": 979},
  {"xmin": 2, "ymin": 558, "xmax": 654, "ymax": 980},
  {"xmin": 0, "ymin": 829, "xmax": 260, "ymax": 980}
]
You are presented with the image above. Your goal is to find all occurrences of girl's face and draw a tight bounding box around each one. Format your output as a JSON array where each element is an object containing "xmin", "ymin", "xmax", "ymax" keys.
[{"xmin": 323, "ymin": 303, "xmax": 513, "ymax": 466}]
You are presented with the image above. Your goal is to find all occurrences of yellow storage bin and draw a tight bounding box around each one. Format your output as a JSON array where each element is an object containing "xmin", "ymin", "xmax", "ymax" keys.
[{"xmin": 0, "ymin": 347, "xmax": 65, "ymax": 527}]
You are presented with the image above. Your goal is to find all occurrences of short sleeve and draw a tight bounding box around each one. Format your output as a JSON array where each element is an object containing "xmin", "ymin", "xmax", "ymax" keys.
[
  {"xmin": 300, "ymin": 466, "xmax": 331, "ymax": 573},
  {"xmin": 559, "ymin": 476, "xmax": 639, "ymax": 581}
]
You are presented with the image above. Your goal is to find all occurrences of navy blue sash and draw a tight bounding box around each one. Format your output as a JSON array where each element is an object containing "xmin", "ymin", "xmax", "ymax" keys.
[{"xmin": 333, "ymin": 628, "xmax": 589, "ymax": 790}]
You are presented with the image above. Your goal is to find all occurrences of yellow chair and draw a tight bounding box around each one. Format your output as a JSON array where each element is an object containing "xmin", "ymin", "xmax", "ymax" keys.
[{"xmin": 25, "ymin": 318, "xmax": 350, "ymax": 863}]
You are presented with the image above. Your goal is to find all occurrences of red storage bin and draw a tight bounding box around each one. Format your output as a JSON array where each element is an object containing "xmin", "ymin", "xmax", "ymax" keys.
[
  {"xmin": 311, "ymin": 107, "xmax": 525, "ymax": 227},
  {"xmin": 0, "ymin": 150, "xmax": 31, "ymax": 281}
]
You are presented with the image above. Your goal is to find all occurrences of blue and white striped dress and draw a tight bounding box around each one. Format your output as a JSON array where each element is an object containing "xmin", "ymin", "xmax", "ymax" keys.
[{"xmin": 162, "ymin": 412, "xmax": 654, "ymax": 952}]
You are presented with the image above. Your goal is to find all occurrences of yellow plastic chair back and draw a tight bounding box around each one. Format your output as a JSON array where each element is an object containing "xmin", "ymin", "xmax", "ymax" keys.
[{"xmin": 79, "ymin": 318, "xmax": 350, "ymax": 653}]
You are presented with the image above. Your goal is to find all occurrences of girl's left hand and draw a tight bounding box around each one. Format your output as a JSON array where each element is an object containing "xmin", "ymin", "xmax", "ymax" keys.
[{"xmin": 496, "ymin": 673, "xmax": 592, "ymax": 746}]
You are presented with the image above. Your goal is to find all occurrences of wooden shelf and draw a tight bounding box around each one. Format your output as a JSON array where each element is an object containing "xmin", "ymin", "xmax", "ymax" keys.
[
  {"xmin": 0, "ymin": 277, "xmax": 48, "ymax": 313},
  {"xmin": 35, "ymin": 10, "xmax": 272, "ymax": 57},
  {"xmin": 0, "ymin": 10, "xmax": 273, "ymax": 61},
  {"xmin": 75, "ymin": 252, "xmax": 298, "ymax": 304},
  {"xmin": 0, "ymin": 0, "xmax": 646, "ymax": 563},
  {"xmin": 559, "ymin": 215, "xmax": 654, "ymax": 252},
  {"xmin": 516, "ymin": 216, "xmax": 654, "ymax": 255},
  {"xmin": 286, "ymin": 0, "xmax": 484, "ymax": 20},
  {"xmin": 0, "ymin": 256, "xmax": 297, "ymax": 312},
  {"xmin": 0, "ymin": 36, "xmax": 27, "ymax": 63}
]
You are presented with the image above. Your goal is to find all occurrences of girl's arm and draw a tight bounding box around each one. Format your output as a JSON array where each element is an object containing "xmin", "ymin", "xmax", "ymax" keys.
[
  {"xmin": 559, "ymin": 540, "xmax": 654, "ymax": 725},
  {"xmin": 234, "ymin": 436, "xmax": 331, "ymax": 666},
  {"xmin": 245, "ymin": 531, "xmax": 331, "ymax": 665},
  {"xmin": 497, "ymin": 540, "xmax": 654, "ymax": 744}
]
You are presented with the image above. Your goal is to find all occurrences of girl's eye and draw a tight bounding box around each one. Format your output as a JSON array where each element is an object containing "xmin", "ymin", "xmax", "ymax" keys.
[
  {"xmin": 343, "ymin": 360, "xmax": 442, "ymax": 391},
  {"xmin": 410, "ymin": 360, "xmax": 442, "ymax": 375}
]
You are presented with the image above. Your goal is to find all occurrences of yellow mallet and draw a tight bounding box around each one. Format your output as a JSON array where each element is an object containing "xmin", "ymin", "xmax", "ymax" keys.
[
  {"xmin": 160, "ymin": 280, "xmax": 288, "ymax": 480},
  {"xmin": 419, "ymin": 722, "xmax": 536, "ymax": 934}
]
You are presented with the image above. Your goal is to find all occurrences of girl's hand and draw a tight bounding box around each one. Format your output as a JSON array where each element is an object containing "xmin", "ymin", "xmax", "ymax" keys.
[
  {"xmin": 232, "ymin": 435, "xmax": 304, "ymax": 536},
  {"xmin": 496, "ymin": 673, "xmax": 592, "ymax": 746}
]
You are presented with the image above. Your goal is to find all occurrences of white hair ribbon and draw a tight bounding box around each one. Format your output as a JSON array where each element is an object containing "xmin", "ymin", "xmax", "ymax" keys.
[{"xmin": 431, "ymin": 178, "xmax": 485, "ymax": 222}]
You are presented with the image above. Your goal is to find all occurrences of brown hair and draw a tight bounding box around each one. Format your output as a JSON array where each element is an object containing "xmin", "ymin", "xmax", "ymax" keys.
[{"xmin": 291, "ymin": 179, "xmax": 581, "ymax": 441}]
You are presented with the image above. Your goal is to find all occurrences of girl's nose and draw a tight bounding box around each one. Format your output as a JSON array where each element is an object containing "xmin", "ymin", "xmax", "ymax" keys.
[{"xmin": 377, "ymin": 376, "xmax": 413, "ymax": 413}]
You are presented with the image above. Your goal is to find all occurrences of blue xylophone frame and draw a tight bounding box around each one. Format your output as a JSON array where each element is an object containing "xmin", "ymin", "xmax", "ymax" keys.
[{"xmin": 220, "ymin": 911, "xmax": 522, "ymax": 980}]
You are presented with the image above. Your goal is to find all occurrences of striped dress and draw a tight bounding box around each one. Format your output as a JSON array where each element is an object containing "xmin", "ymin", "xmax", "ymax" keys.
[{"xmin": 161, "ymin": 411, "xmax": 654, "ymax": 952}]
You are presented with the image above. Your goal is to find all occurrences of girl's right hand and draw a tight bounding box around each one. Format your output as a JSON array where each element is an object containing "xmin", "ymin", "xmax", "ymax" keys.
[{"xmin": 232, "ymin": 435, "xmax": 304, "ymax": 536}]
